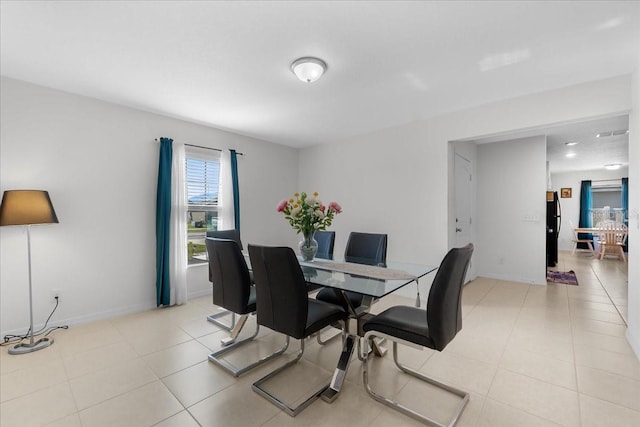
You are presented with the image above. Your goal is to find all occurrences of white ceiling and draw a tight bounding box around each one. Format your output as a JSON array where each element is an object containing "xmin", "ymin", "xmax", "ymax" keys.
[
  {"xmin": 1, "ymin": 1, "xmax": 639, "ymax": 151},
  {"xmin": 470, "ymin": 114, "xmax": 630, "ymax": 174}
]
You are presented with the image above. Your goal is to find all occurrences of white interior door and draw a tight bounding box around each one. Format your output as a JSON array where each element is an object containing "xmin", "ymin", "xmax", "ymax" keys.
[{"xmin": 454, "ymin": 152, "xmax": 475, "ymax": 280}]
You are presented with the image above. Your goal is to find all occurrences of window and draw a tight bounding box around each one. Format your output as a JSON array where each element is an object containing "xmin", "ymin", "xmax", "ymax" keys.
[{"xmin": 185, "ymin": 147, "xmax": 222, "ymax": 264}]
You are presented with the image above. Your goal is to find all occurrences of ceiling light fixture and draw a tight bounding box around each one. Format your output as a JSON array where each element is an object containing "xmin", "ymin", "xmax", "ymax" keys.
[
  {"xmin": 565, "ymin": 152, "xmax": 576, "ymax": 158},
  {"xmin": 604, "ymin": 163, "xmax": 622, "ymax": 170},
  {"xmin": 565, "ymin": 141, "xmax": 580, "ymax": 146},
  {"xmin": 291, "ymin": 57, "xmax": 327, "ymax": 83}
]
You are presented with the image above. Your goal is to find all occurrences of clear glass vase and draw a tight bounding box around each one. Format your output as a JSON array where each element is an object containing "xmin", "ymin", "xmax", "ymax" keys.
[{"xmin": 299, "ymin": 232, "xmax": 318, "ymax": 261}]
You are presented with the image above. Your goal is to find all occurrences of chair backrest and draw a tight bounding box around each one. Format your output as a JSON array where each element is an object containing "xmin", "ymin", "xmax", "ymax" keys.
[
  {"xmin": 205, "ymin": 238, "xmax": 253, "ymax": 314},
  {"xmin": 344, "ymin": 232, "xmax": 388, "ymax": 266},
  {"xmin": 206, "ymin": 229, "xmax": 243, "ymax": 249},
  {"xmin": 314, "ymin": 230, "xmax": 335, "ymax": 260},
  {"xmin": 426, "ymin": 243, "xmax": 474, "ymax": 351},
  {"xmin": 205, "ymin": 229, "xmax": 243, "ymax": 282},
  {"xmin": 248, "ymin": 245, "xmax": 309, "ymax": 339},
  {"xmin": 598, "ymin": 222, "xmax": 628, "ymax": 245}
]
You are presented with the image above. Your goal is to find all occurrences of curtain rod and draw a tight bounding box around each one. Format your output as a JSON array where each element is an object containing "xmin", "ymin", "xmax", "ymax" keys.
[
  {"xmin": 154, "ymin": 139, "xmax": 244, "ymax": 156},
  {"xmin": 591, "ymin": 179, "xmax": 622, "ymax": 183}
]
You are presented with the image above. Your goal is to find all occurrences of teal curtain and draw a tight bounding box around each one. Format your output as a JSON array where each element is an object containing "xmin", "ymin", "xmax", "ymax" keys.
[
  {"xmin": 230, "ymin": 149, "xmax": 240, "ymax": 231},
  {"xmin": 156, "ymin": 137, "xmax": 173, "ymax": 307},
  {"xmin": 578, "ymin": 180, "xmax": 592, "ymax": 249},
  {"xmin": 622, "ymin": 177, "xmax": 628, "ymax": 252}
]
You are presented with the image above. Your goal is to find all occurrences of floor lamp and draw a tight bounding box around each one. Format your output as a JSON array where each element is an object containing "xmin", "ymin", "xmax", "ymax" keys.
[{"xmin": 0, "ymin": 190, "xmax": 59, "ymax": 355}]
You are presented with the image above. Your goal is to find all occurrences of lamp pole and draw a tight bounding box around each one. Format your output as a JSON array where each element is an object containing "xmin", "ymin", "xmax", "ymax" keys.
[{"xmin": 8, "ymin": 225, "xmax": 53, "ymax": 354}]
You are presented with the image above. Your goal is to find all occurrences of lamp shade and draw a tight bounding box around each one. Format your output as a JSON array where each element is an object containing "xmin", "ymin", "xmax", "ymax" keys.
[{"xmin": 0, "ymin": 190, "xmax": 59, "ymax": 226}]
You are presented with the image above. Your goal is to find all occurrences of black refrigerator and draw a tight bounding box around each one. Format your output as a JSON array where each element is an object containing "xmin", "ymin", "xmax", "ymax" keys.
[{"xmin": 546, "ymin": 191, "xmax": 561, "ymax": 267}]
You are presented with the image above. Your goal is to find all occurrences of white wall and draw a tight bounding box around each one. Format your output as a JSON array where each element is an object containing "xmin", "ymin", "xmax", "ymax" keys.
[
  {"xmin": 299, "ymin": 75, "xmax": 632, "ymax": 301},
  {"xmin": 0, "ymin": 77, "xmax": 298, "ymax": 335},
  {"xmin": 550, "ymin": 168, "xmax": 629, "ymax": 251},
  {"xmin": 627, "ymin": 63, "xmax": 640, "ymax": 358},
  {"xmin": 476, "ymin": 136, "xmax": 547, "ymax": 284}
]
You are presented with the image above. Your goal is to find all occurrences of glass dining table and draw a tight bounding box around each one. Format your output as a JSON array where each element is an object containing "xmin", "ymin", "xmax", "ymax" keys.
[
  {"xmin": 297, "ymin": 257, "xmax": 438, "ymax": 402},
  {"xmin": 242, "ymin": 252, "xmax": 437, "ymax": 402}
]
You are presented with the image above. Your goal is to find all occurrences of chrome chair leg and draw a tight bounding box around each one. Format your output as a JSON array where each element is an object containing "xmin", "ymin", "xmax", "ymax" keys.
[
  {"xmin": 209, "ymin": 326, "xmax": 289, "ymax": 377},
  {"xmin": 316, "ymin": 324, "xmax": 342, "ymax": 345},
  {"xmin": 220, "ymin": 313, "xmax": 249, "ymax": 346},
  {"xmin": 207, "ymin": 310, "xmax": 236, "ymax": 332},
  {"xmin": 252, "ymin": 338, "xmax": 330, "ymax": 417},
  {"xmin": 363, "ymin": 333, "xmax": 469, "ymax": 427}
]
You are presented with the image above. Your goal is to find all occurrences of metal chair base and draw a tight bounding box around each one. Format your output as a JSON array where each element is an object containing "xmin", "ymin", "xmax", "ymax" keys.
[
  {"xmin": 209, "ymin": 324, "xmax": 289, "ymax": 377},
  {"xmin": 363, "ymin": 332, "xmax": 469, "ymax": 427},
  {"xmin": 207, "ymin": 309, "xmax": 236, "ymax": 332},
  {"xmin": 252, "ymin": 338, "xmax": 329, "ymax": 417}
]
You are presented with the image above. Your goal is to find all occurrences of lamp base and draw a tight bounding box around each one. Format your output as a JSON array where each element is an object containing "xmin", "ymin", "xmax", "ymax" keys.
[{"xmin": 8, "ymin": 337, "xmax": 54, "ymax": 355}]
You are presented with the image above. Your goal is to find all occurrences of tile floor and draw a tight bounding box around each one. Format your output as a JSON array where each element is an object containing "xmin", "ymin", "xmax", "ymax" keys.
[{"xmin": 1, "ymin": 252, "xmax": 638, "ymax": 426}]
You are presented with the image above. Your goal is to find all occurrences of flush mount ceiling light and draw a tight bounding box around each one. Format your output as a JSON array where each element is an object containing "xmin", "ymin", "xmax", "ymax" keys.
[
  {"xmin": 565, "ymin": 152, "xmax": 577, "ymax": 158},
  {"xmin": 565, "ymin": 141, "xmax": 580, "ymax": 146},
  {"xmin": 291, "ymin": 57, "xmax": 327, "ymax": 83},
  {"xmin": 604, "ymin": 163, "xmax": 622, "ymax": 170}
]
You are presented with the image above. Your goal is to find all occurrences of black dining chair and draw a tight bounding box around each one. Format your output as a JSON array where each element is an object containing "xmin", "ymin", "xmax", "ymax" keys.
[
  {"xmin": 305, "ymin": 230, "xmax": 336, "ymax": 293},
  {"xmin": 248, "ymin": 244, "xmax": 348, "ymax": 416},
  {"xmin": 314, "ymin": 230, "xmax": 335, "ymax": 260},
  {"xmin": 314, "ymin": 232, "xmax": 387, "ymax": 345},
  {"xmin": 361, "ymin": 243, "xmax": 474, "ymax": 427},
  {"xmin": 206, "ymin": 229, "xmax": 244, "ymax": 330},
  {"xmin": 206, "ymin": 238, "xmax": 288, "ymax": 376},
  {"xmin": 315, "ymin": 232, "xmax": 388, "ymax": 310}
]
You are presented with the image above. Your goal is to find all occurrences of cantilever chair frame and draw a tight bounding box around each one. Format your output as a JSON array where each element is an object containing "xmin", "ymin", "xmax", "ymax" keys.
[
  {"xmin": 361, "ymin": 334, "xmax": 469, "ymax": 427},
  {"xmin": 360, "ymin": 243, "xmax": 473, "ymax": 427},
  {"xmin": 208, "ymin": 317, "xmax": 290, "ymax": 377},
  {"xmin": 248, "ymin": 244, "xmax": 348, "ymax": 417},
  {"xmin": 252, "ymin": 327, "xmax": 346, "ymax": 416},
  {"xmin": 206, "ymin": 237, "xmax": 288, "ymax": 377}
]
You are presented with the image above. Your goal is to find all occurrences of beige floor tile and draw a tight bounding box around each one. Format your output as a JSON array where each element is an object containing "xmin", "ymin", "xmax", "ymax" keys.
[
  {"xmin": 0, "ymin": 343, "xmax": 64, "ymax": 375},
  {"xmin": 571, "ymin": 317, "xmax": 628, "ymax": 337},
  {"xmin": 142, "ymin": 339, "xmax": 211, "ymax": 378},
  {"xmin": 69, "ymin": 357, "xmax": 157, "ymax": 410},
  {"xmin": 576, "ymin": 366, "xmax": 640, "ymax": 411},
  {"xmin": 153, "ymin": 409, "xmax": 201, "ymax": 427},
  {"xmin": 62, "ymin": 340, "xmax": 138, "ymax": 379},
  {"xmin": 579, "ymin": 394, "xmax": 640, "ymax": 427},
  {"xmin": 420, "ymin": 350, "xmax": 498, "ymax": 395},
  {"xmin": 570, "ymin": 306, "xmax": 626, "ymax": 325},
  {"xmin": 161, "ymin": 360, "xmax": 236, "ymax": 407},
  {"xmin": 189, "ymin": 381, "xmax": 281, "ymax": 427},
  {"xmin": 572, "ymin": 329, "xmax": 635, "ymax": 355},
  {"xmin": 0, "ymin": 383, "xmax": 77, "ymax": 427},
  {"xmin": 123, "ymin": 326, "xmax": 194, "ymax": 356},
  {"xmin": 443, "ymin": 329, "xmax": 508, "ymax": 365},
  {"xmin": 44, "ymin": 413, "xmax": 82, "ymax": 427},
  {"xmin": 488, "ymin": 369, "xmax": 580, "ymax": 426},
  {"xmin": 178, "ymin": 316, "xmax": 226, "ymax": 338},
  {"xmin": 0, "ymin": 356, "xmax": 67, "ymax": 402},
  {"xmin": 78, "ymin": 381, "xmax": 182, "ymax": 427},
  {"xmin": 499, "ymin": 345, "xmax": 577, "ymax": 390},
  {"xmin": 573, "ymin": 344, "xmax": 640, "ymax": 380},
  {"xmin": 53, "ymin": 323, "xmax": 126, "ymax": 357},
  {"xmin": 507, "ymin": 329, "xmax": 574, "ymax": 362},
  {"xmin": 476, "ymin": 398, "xmax": 563, "ymax": 427}
]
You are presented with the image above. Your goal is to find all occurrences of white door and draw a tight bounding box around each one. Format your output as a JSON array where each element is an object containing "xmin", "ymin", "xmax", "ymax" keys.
[{"xmin": 454, "ymin": 153, "xmax": 474, "ymax": 280}]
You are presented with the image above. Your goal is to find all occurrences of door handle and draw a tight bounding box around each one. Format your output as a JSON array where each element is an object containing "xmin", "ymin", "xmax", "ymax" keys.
[{"xmin": 455, "ymin": 228, "xmax": 462, "ymax": 232}]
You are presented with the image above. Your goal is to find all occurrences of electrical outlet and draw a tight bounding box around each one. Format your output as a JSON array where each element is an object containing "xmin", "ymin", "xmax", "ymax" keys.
[{"xmin": 51, "ymin": 289, "xmax": 61, "ymax": 303}]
